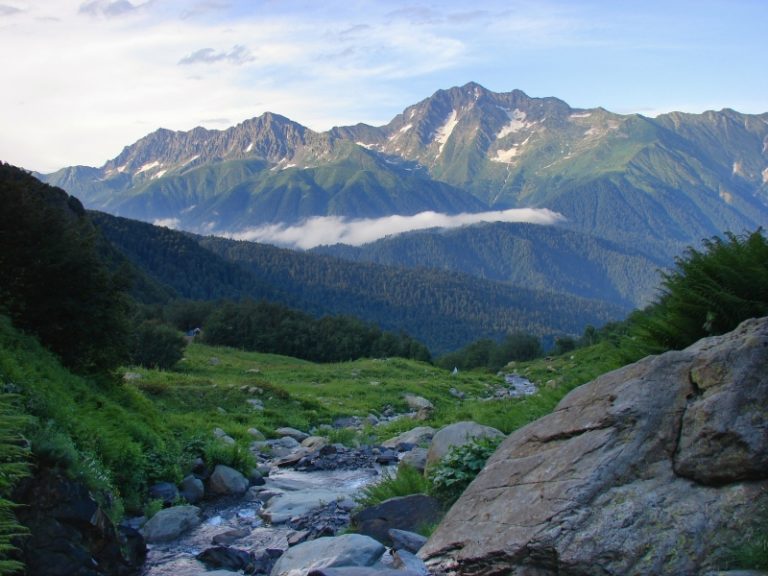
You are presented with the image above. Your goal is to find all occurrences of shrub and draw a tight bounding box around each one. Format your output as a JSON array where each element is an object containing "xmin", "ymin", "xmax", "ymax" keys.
[
  {"xmin": 129, "ymin": 321, "xmax": 186, "ymax": 370},
  {"xmin": 635, "ymin": 229, "xmax": 768, "ymax": 351},
  {"xmin": 428, "ymin": 436, "xmax": 501, "ymax": 505}
]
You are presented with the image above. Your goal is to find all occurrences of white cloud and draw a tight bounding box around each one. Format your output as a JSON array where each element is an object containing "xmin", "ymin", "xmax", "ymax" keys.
[
  {"xmin": 78, "ymin": 0, "xmax": 144, "ymax": 18},
  {"xmin": 178, "ymin": 44, "xmax": 254, "ymax": 66},
  {"xmin": 227, "ymin": 208, "xmax": 566, "ymax": 249},
  {"xmin": 153, "ymin": 217, "xmax": 181, "ymax": 229}
]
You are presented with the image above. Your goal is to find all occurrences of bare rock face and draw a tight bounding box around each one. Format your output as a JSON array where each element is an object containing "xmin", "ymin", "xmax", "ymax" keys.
[{"xmin": 420, "ymin": 317, "xmax": 768, "ymax": 576}]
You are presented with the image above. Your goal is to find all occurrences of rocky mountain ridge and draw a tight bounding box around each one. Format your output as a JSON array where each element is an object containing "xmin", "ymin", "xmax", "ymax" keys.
[{"xmin": 40, "ymin": 83, "xmax": 768, "ymax": 260}]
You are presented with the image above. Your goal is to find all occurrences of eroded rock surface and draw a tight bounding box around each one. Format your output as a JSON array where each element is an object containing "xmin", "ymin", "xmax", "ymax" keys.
[{"xmin": 421, "ymin": 317, "xmax": 768, "ymax": 576}]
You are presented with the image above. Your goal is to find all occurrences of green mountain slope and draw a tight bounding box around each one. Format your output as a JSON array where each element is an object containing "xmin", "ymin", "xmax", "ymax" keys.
[{"xmin": 314, "ymin": 221, "xmax": 667, "ymax": 308}]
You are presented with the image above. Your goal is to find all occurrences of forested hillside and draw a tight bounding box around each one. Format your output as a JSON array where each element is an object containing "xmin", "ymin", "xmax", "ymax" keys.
[
  {"xmin": 91, "ymin": 211, "xmax": 628, "ymax": 353},
  {"xmin": 315, "ymin": 221, "xmax": 668, "ymax": 308}
]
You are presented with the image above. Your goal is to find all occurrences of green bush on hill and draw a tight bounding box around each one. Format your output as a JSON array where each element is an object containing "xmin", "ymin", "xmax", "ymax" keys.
[{"xmin": 633, "ymin": 229, "xmax": 768, "ymax": 351}]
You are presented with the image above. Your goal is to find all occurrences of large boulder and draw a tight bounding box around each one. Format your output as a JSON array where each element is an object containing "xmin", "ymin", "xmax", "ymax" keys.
[
  {"xmin": 352, "ymin": 494, "xmax": 442, "ymax": 546},
  {"xmin": 425, "ymin": 421, "xmax": 504, "ymax": 468},
  {"xmin": 208, "ymin": 464, "xmax": 249, "ymax": 495},
  {"xmin": 261, "ymin": 488, "xmax": 353, "ymax": 525},
  {"xmin": 270, "ymin": 534, "xmax": 385, "ymax": 576},
  {"xmin": 382, "ymin": 426, "xmax": 436, "ymax": 449},
  {"xmin": 421, "ymin": 317, "xmax": 768, "ymax": 575},
  {"xmin": 141, "ymin": 505, "xmax": 201, "ymax": 543}
]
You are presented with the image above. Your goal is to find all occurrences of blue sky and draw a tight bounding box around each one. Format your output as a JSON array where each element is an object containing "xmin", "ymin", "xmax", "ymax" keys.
[{"xmin": 1, "ymin": 0, "xmax": 766, "ymax": 172}]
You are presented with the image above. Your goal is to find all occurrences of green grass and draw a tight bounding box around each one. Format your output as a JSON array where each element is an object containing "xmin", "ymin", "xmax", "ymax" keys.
[
  {"xmin": 355, "ymin": 465, "xmax": 430, "ymax": 509},
  {"xmin": 1, "ymin": 309, "xmax": 640, "ymax": 523}
]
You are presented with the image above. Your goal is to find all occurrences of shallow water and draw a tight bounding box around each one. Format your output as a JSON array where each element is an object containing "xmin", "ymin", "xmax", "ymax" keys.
[{"xmin": 141, "ymin": 466, "xmax": 384, "ymax": 576}]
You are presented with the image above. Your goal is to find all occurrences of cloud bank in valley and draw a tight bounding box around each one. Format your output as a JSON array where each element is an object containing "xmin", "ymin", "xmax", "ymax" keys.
[{"xmin": 227, "ymin": 208, "xmax": 566, "ymax": 249}]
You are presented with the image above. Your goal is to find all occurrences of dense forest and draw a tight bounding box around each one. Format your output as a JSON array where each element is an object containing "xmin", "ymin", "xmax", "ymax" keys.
[
  {"xmin": 91, "ymin": 211, "xmax": 629, "ymax": 353},
  {"xmin": 314, "ymin": 221, "xmax": 668, "ymax": 309}
]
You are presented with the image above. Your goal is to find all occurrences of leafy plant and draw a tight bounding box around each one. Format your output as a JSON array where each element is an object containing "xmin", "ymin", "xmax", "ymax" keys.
[
  {"xmin": 142, "ymin": 499, "xmax": 165, "ymax": 521},
  {"xmin": 0, "ymin": 394, "xmax": 30, "ymax": 575},
  {"xmin": 428, "ymin": 436, "xmax": 502, "ymax": 505}
]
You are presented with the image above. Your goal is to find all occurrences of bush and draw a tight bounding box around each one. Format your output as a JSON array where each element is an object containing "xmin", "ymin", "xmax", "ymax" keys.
[
  {"xmin": 428, "ymin": 436, "xmax": 502, "ymax": 505},
  {"xmin": 635, "ymin": 229, "xmax": 768, "ymax": 351},
  {"xmin": 130, "ymin": 320, "xmax": 186, "ymax": 370}
]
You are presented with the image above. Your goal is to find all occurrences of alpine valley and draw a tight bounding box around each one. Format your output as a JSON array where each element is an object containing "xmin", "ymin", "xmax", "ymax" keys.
[{"xmin": 39, "ymin": 82, "xmax": 768, "ymax": 350}]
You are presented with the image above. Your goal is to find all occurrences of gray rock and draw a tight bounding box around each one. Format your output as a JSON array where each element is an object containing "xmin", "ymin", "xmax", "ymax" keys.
[
  {"xmin": 208, "ymin": 464, "xmax": 249, "ymax": 495},
  {"xmin": 398, "ymin": 447, "xmax": 428, "ymax": 474},
  {"xmin": 302, "ymin": 435, "xmax": 329, "ymax": 451},
  {"xmin": 392, "ymin": 549, "xmax": 429, "ymax": 575},
  {"xmin": 270, "ymin": 534, "xmax": 385, "ymax": 576},
  {"xmin": 261, "ymin": 489, "xmax": 352, "ymax": 525},
  {"xmin": 352, "ymin": 494, "xmax": 442, "ymax": 546},
  {"xmin": 421, "ymin": 317, "xmax": 768, "ymax": 576},
  {"xmin": 275, "ymin": 427, "xmax": 310, "ymax": 442},
  {"xmin": 148, "ymin": 481, "xmax": 178, "ymax": 505},
  {"xmin": 196, "ymin": 546, "xmax": 254, "ymax": 572},
  {"xmin": 247, "ymin": 427, "xmax": 266, "ymax": 440},
  {"xmin": 382, "ymin": 427, "xmax": 435, "ymax": 449},
  {"xmin": 211, "ymin": 527, "xmax": 250, "ymax": 545},
  {"xmin": 141, "ymin": 505, "xmax": 201, "ymax": 543},
  {"xmin": 388, "ymin": 529, "xmax": 428, "ymax": 553},
  {"xmin": 425, "ymin": 421, "xmax": 504, "ymax": 467},
  {"xmin": 404, "ymin": 394, "xmax": 433, "ymax": 412},
  {"xmin": 212, "ymin": 427, "xmax": 236, "ymax": 445},
  {"xmin": 307, "ymin": 569, "xmax": 419, "ymax": 576},
  {"xmin": 179, "ymin": 475, "xmax": 204, "ymax": 504}
]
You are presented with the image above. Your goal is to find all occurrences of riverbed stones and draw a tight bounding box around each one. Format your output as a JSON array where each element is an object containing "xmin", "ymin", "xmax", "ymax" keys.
[
  {"xmin": 276, "ymin": 427, "xmax": 311, "ymax": 442},
  {"xmin": 208, "ymin": 464, "xmax": 249, "ymax": 495},
  {"xmin": 270, "ymin": 534, "xmax": 386, "ymax": 576},
  {"xmin": 141, "ymin": 505, "xmax": 201, "ymax": 543},
  {"xmin": 196, "ymin": 546, "xmax": 254, "ymax": 572},
  {"xmin": 389, "ymin": 529, "xmax": 428, "ymax": 553},
  {"xmin": 261, "ymin": 489, "xmax": 353, "ymax": 525},
  {"xmin": 179, "ymin": 474, "xmax": 205, "ymax": 504},
  {"xmin": 398, "ymin": 447, "xmax": 428, "ymax": 474},
  {"xmin": 421, "ymin": 317, "xmax": 768, "ymax": 575}
]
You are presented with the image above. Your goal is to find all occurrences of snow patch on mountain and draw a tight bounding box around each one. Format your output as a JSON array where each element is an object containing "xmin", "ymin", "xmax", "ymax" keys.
[
  {"xmin": 399, "ymin": 123, "xmax": 413, "ymax": 134},
  {"xmin": 137, "ymin": 160, "xmax": 161, "ymax": 174},
  {"xmin": 435, "ymin": 110, "xmax": 459, "ymax": 155},
  {"xmin": 245, "ymin": 142, "xmax": 254, "ymax": 152},
  {"xmin": 492, "ymin": 148, "xmax": 520, "ymax": 163},
  {"xmin": 496, "ymin": 108, "xmax": 529, "ymax": 139},
  {"xmin": 570, "ymin": 112, "xmax": 592, "ymax": 119}
]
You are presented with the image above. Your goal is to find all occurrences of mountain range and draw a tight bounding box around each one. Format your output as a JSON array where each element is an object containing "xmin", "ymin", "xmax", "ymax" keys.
[
  {"xmin": 33, "ymin": 83, "xmax": 768, "ymax": 348},
  {"xmin": 41, "ymin": 82, "xmax": 768, "ymax": 260}
]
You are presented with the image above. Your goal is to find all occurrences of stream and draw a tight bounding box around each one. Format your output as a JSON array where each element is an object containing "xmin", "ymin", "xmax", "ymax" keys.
[{"xmin": 140, "ymin": 465, "xmax": 386, "ymax": 576}]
